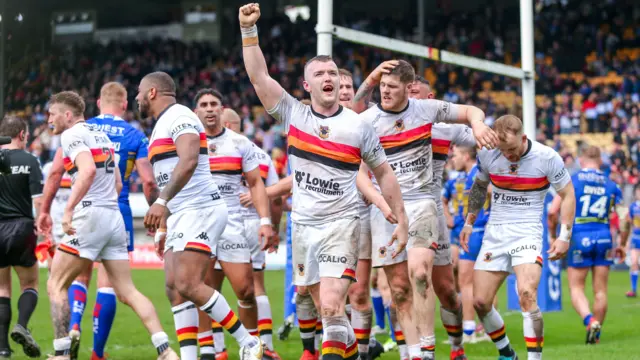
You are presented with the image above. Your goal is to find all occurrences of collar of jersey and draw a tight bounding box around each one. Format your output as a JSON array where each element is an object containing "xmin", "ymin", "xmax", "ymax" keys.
[
  {"xmin": 311, "ymin": 105, "xmax": 343, "ymax": 119},
  {"xmin": 377, "ymin": 100, "xmax": 410, "ymax": 115},
  {"xmin": 207, "ymin": 127, "xmax": 226, "ymax": 139},
  {"xmin": 521, "ymin": 138, "xmax": 533, "ymax": 158},
  {"xmin": 97, "ymin": 113, "xmax": 124, "ymax": 121},
  {"xmin": 581, "ymin": 167, "xmax": 602, "ymax": 173},
  {"xmin": 154, "ymin": 103, "xmax": 177, "ymax": 122}
]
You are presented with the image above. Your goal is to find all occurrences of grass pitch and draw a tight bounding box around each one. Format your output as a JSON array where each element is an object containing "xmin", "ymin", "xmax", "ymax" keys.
[{"xmin": 6, "ymin": 269, "xmax": 640, "ymax": 359}]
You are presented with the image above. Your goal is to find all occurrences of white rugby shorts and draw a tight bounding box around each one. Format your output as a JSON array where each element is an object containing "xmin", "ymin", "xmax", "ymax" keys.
[
  {"xmin": 358, "ymin": 204, "xmax": 372, "ymax": 260},
  {"xmin": 292, "ymin": 217, "xmax": 359, "ymax": 286},
  {"xmin": 215, "ymin": 213, "xmax": 251, "ymax": 263},
  {"xmin": 434, "ymin": 213, "xmax": 452, "ymax": 266},
  {"xmin": 245, "ymin": 217, "xmax": 266, "ymax": 271},
  {"xmin": 58, "ymin": 206, "xmax": 128, "ymax": 261},
  {"xmin": 474, "ymin": 222, "xmax": 543, "ymax": 273},
  {"xmin": 166, "ymin": 205, "xmax": 228, "ymax": 256}
]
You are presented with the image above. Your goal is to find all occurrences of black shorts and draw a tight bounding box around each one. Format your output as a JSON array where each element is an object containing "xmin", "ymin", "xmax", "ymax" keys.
[{"xmin": 0, "ymin": 218, "xmax": 37, "ymax": 268}]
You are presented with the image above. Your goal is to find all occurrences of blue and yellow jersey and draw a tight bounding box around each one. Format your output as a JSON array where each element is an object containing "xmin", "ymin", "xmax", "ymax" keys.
[{"xmin": 572, "ymin": 168, "xmax": 622, "ymax": 233}]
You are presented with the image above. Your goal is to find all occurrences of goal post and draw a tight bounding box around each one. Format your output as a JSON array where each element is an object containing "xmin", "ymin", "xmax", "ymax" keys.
[{"xmin": 315, "ymin": 0, "xmax": 536, "ymax": 139}]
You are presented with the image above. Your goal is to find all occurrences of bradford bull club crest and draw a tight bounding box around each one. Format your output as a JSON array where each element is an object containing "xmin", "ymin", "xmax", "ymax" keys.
[
  {"xmin": 319, "ymin": 125, "xmax": 330, "ymax": 139},
  {"xmin": 509, "ymin": 163, "xmax": 519, "ymax": 175},
  {"xmin": 484, "ymin": 252, "xmax": 493, "ymax": 262},
  {"xmin": 378, "ymin": 246, "xmax": 387, "ymax": 258},
  {"xmin": 297, "ymin": 263, "xmax": 305, "ymax": 276},
  {"xmin": 208, "ymin": 143, "xmax": 217, "ymax": 156},
  {"xmin": 395, "ymin": 119, "xmax": 405, "ymax": 131}
]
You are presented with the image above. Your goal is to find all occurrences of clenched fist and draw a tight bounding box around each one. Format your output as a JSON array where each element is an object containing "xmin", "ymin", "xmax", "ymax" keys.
[{"xmin": 239, "ymin": 3, "xmax": 261, "ymax": 28}]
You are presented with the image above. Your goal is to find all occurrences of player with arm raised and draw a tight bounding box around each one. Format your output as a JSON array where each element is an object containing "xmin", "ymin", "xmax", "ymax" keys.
[
  {"xmin": 240, "ymin": 4, "xmax": 408, "ymax": 360},
  {"xmin": 460, "ymin": 115, "xmax": 575, "ymax": 360},
  {"xmin": 355, "ymin": 60, "xmax": 497, "ymax": 359},
  {"xmin": 45, "ymin": 91, "xmax": 177, "ymax": 360},
  {"xmin": 139, "ymin": 73, "xmax": 264, "ymax": 360}
]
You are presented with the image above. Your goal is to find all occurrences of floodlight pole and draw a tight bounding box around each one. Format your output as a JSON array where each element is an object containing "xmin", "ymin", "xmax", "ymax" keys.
[
  {"xmin": 520, "ymin": 0, "xmax": 536, "ymax": 139},
  {"xmin": 316, "ymin": 0, "xmax": 333, "ymax": 56},
  {"xmin": 417, "ymin": 0, "xmax": 425, "ymax": 75}
]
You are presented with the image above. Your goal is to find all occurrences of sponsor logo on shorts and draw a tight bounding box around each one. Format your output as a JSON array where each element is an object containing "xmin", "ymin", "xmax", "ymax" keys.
[
  {"xmin": 219, "ymin": 243, "xmax": 248, "ymax": 251},
  {"xmin": 156, "ymin": 172, "xmax": 170, "ymax": 187},
  {"xmin": 605, "ymin": 248, "xmax": 613, "ymax": 261},
  {"xmin": 492, "ymin": 192, "xmax": 532, "ymax": 206},
  {"xmin": 389, "ymin": 157, "xmax": 427, "ymax": 174},
  {"xmin": 572, "ymin": 249, "xmax": 583, "ymax": 264},
  {"xmin": 483, "ymin": 252, "xmax": 492, "ymax": 262},
  {"xmin": 318, "ymin": 255, "xmax": 347, "ymax": 264},
  {"xmin": 509, "ymin": 163, "xmax": 519, "ymax": 175},
  {"xmin": 196, "ymin": 232, "xmax": 209, "ymax": 241},
  {"xmin": 68, "ymin": 238, "xmax": 80, "ymax": 247},
  {"xmin": 81, "ymin": 201, "xmax": 92, "ymax": 208},
  {"xmin": 318, "ymin": 125, "xmax": 330, "ymax": 139},
  {"xmin": 294, "ymin": 170, "xmax": 343, "ymax": 196},
  {"xmin": 437, "ymin": 243, "xmax": 449, "ymax": 251},
  {"xmin": 210, "ymin": 193, "xmax": 221, "ymax": 201},
  {"xmin": 297, "ymin": 263, "xmax": 305, "ymax": 276},
  {"xmin": 378, "ymin": 247, "xmax": 387, "ymax": 258},
  {"xmin": 508, "ymin": 244, "xmax": 537, "ymax": 255},
  {"xmin": 167, "ymin": 232, "xmax": 184, "ymax": 242},
  {"xmin": 394, "ymin": 119, "xmax": 405, "ymax": 131},
  {"xmin": 218, "ymin": 183, "xmax": 234, "ymax": 195}
]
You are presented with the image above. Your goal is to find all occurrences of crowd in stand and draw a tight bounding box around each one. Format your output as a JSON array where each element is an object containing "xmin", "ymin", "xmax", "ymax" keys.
[{"xmin": 2, "ymin": 0, "xmax": 640, "ymax": 192}]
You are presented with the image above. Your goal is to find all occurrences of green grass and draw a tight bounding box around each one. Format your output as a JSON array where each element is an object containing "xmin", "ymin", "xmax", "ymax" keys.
[{"xmin": 5, "ymin": 269, "xmax": 640, "ymax": 359}]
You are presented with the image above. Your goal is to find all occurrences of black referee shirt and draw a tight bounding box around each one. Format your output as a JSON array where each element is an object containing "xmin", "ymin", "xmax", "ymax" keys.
[{"xmin": 0, "ymin": 149, "xmax": 43, "ymax": 220}]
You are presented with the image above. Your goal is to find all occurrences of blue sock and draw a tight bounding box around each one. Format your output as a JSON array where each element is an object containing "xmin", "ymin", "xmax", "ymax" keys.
[
  {"xmin": 92, "ymin": 288, "xmax": 117, "ymax": 358},
  {"xmin": 371, "ymin": 289, "xmax": 385, "ymax": 329},
  {"xmin": 385, "ymin": 305, "xmax": 396, "ymax": 341},
  {"xmin": 631, "ymin": 271, "xmax": 638, "ymax": 293},
  {"xmin": 68, "ymin": 281, "xmax": 87, "ymax": 332},
  {"xmin": 583, "ymin": 314, "xmax": 592, "ymax": 327}
]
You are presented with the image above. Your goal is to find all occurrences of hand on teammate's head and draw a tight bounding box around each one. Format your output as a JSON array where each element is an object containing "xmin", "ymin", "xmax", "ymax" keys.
[
  {"xmin": 371, "ymin": 60, "xmax": 400, "ymax": 82},
  {"xmin": 239, "ymin": 3, "xmax": 261, "ymax": 27}
]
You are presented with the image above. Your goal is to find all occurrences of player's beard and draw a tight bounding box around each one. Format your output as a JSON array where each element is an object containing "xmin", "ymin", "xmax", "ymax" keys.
[{"xmin": 138, "ymin": 94, "xmax": 151, "ymax": 118}]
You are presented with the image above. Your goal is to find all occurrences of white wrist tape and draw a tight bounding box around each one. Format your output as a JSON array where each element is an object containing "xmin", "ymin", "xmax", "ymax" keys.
[
  {"xmin": 154, "ymin": 229, "xmax": 166, "ymax": 244},
  {"xmin": 241, "ymin": 25, "xmax": 258, "ymax": 38},
  {"xmin": 154, "ymin": 198, "xmax": 167, "ymax": 207},
  {"xmin": 557, "ymin": 224, "xmax": 571, "ymax": 243},
  {"xmin": 260, "ymin": 217, "xmax": 272, "ymax": 226}
]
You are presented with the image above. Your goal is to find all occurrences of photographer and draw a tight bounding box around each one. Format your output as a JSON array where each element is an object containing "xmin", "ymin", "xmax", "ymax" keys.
[{"xmin": 0, "ymin": 116, "xmax": 42, "ymax": 358}]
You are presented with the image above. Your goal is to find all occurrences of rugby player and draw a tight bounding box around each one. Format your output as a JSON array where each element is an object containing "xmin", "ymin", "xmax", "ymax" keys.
[
  {"xmin": 45, "ymin": 91, "xmax": 177, "ymax": 360},
  {"xmin": 461, "ymin": 115, "xmax": 575, "ymax": 360},
  {"xmin": 36, "ymin": 82, "xmax": 159, "ymax": 360},
  {"xmin": 442, "ymin": 175, "xmax": 465, "ymax": 288},
  {"xmin": 355, "ymin": 59, "xmax": 497, "ymax": 359},
  {"xmin": 239, "ymin": 4, "xmax": 409, "ymax": 360},
  {"xmin": 40, "ymin": 162, "xmax": 71, "ymax": 263},
  {"xmin": 623, "ymin": 184, "xmax": 640, "ymax": 298},
  {"xmin": 138, "ymin": 72, "xmax": 265, "ymax": 360},
  {"xmin": 191, "ymin": 88, "xmax": 276, "ymax": 360},
  {"xmin": 551, "ymin": 145, "xmax": 624, "ymax": 344}
]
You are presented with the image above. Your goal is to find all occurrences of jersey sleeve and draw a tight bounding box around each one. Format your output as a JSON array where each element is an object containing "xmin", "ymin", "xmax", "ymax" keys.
[
  {"xmin": 547, "ymin": 151, "xmax": 571, "ymax": 191},
  {"xmin": 241, "ymin": 142, "xmax": 260, "ymax": 173},
  {"xmin": 443, "ymin": 179, "xmax": 454, "ymax": 200},
  {"xmin": 169, "ymin": 114, "xmax": 201, "ymax": 143},
  {"xmin": 266, "ymin": 91, "xmax": 307, "ymax": 132},
  {"xmin": 360, "ymin": 121, "xmax": 387, "ymax": 170},
  {"xmin": 453, "ymin": 125, "xmax": 476, "ymax": 147},
  {"xmin": 61, "ymin": 129, "xmax": 91, "ymax": 163},
  {"xmin": 28, "ymin": 155, "xmax": 43, "ymax": 198},
  {"xmin": 266, "ymin": 160, "xmax": 280, "ymax": 187},
  {"xmin": 135, "ymin": 130, "xmax": 149, "ymax": 160},
  {"xmin": 475, "ymin": 151, "xmax": 490, "ymax": 182},
  {"xmin": 613, "ymin": 184, "xmax": 623, "ymax": 205},
  {"xmin": 417, "ymin": 99, "xmax": 461, "ymax": 123}
]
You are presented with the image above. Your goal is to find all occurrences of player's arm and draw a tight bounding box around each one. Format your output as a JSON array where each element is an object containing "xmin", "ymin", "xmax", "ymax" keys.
[
  {"xmin": 135, "ymin": 157, "xmax": 159, "ymax": 205},
  {"xmin": 268, "ymin": 175, "xmax": 292, "ymax": 199},
  {"xmin": 160, "ymin": 133, "xmax": 199, "ymax": 202},
  {"xmin": 239, "ymin": 4, "xmax": 286, "ymax": 112},
  {"xmin": 39, "ymin": 148, "xmax": 64, "ymax": 215},
  {"xmin": 114, "ymin": 166, "xmax": 123, "ymax": 196},
  {"xmin": 620, "ymin": 211, "xmax": 632, "ymax": 249},
  {"xmin": 356, "ymin": 163, "xmax": 396, "ymax": 223},
  {"xmin": 352, "ymin": 60, "xmax": 399, "ymax": 114},
  {"xmin": 29, "ymin": 155, "xmax": 44, "ymax": 219},
  {"xmin": 421, "ymin": 100, "xmax": 497, "ymax": 149},
  {"xmin": 64, "ymin": 152, "xmax": 96, "ymax": 213},
  {"xmin": 547, "ymin": 194, "xmax": 562, "ymax": 241},
  {"xmin": 546, "ymin": 154, "xmax": 574, "ymax": 260},
  {"xmin": 553, "ymin": 181, "xmax": 576, "ymax": 243},
  {"xmin": 245, "ymin": 168, "xmax": 270, "ymax": 220},
  {"xmin": 442, "ymin": 180, "xmax": 455, "ymax": 228}
]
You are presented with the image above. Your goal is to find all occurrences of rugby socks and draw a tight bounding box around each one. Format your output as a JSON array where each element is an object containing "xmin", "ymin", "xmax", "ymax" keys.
[
  {"xmin": 315, "ymin": 318, "xmax": 323, "ymax": 352},
  {"xmin": 256, "ymin": 295, "xmax": 274, "ymax": 350},
  {"xmin": 583, "ymin": 313, "xmax": 593, "ymax": 327},
  {"xmin": 481, "ymin": 307, "xmax": 515, "ymax": 357},
  {"xmin": 385, "ymin": 303, "xmax": 396, "ymax": 341},
  {"xmin": 17, "ymin": 288, "xmax": 38, "ymax": 328},
  {"xmin": 198, "ymin": 331, "xmax": 215, "ymax": 360},
  {"xmin": 0, "ymin": 297, "xmax": 10, "ymax": 350},
  {"xmin": 420, "ymin": 335, "xmax": 436, "ymax": 359},
  {"xmin": 92, "ymin": 287, "xmax": 117, "ymax": 358},
  {"xmin": 351, "ymin": 308, "xmax": 372, "ymax": 356},
  {"xmin": 322, "ymin": 316, "xmax": 349, "ymax": 359},
  {"xmin": 211, "ymin": 321, "xmax": 226, "ymax": 353},
  {"xmin": 523, "ymin": 308, "xmax": 544, "ymax": 360},
  {"xmin": 631, "ymin": 271, "xmax": 638, "ymax": 293},
  {"xmin": 441, "ymin": 306, "xmax": 464, "ymax": 351},
  {"xmin": 345, "ymin": 318, "xmax": 358, "ymax": 360},
  {"xmin": 389, "ymin": 305, "xmax": 408, "ymax": 358},
  {"xmin": 200, "ymin": 291, "xmax": 257, "ymax": 348},
  {"xmin": 53, "ymin": 337, "xmax": 71, "ymax": 356},
  {"xmin": 172, "ymin": 301, "xmax": 198, "ymax": 360},
  {"xmin": 296, "ymin": 292, "xmax": 317, "ymax": 353},
  {"xmin": 371, "ymin": 288, "xmax": 386, "ymax": 329},
  {"xmin": 463, "ymin": 320, "xmax": 476, "ymax": 337},
  {"xmin": 151, "ymin": 332, "xmax": 171, "ymax": 356},
  {"xmin": 68, "ymin": 281, "xmax": 87, "ymax": 332}
]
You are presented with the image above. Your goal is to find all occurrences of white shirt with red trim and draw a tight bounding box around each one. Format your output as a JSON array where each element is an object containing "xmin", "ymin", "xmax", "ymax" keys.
[{"xmin": 240, "ymin": 146, "xmax": 280, "ymax": 219}]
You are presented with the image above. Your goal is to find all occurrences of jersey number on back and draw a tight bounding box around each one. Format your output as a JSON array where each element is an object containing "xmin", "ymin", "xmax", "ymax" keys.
[
  {"xmin": 579, "ymin": 194, "xmax": 608, "ymax": 218},
  {"xmin": 103, "ymin": 147, "xmax": 115, "ymax": 174}
]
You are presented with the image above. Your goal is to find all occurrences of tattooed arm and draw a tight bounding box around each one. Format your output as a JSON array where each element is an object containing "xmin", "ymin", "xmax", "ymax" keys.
[
  {"xmin": 351, "ymin": 60, "xmax": 399, "ymax": 114},
  {"xmin": 464, "ymin": 179, "xmax": 490, "ymax": 227}
]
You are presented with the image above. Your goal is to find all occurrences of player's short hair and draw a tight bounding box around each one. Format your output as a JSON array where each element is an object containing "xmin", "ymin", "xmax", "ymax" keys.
[
  {"xmin": 49, "ymin": 91, "xmax": 86, "ymax": 117},
  {"xmin": 304, "ymin": 55, "xmax": 334, "ymax": 75},
  {"xmin": 99, "ymin": 82, "xmax": 127, "ymax": 106},
  {"xmin": 0, "ymin": 116, "xmax": 28, "ymax": 139},
  {"xmin": 194, "ymin": 88, "xmax": 224, "ymax": 107},
  {"xmin": 457, "ymin": 145, "xmax": 477, "ymax": 160},
  {"xmin": 143, "ymin": 71, "xmax": 176, "ymax": 98},
  {"xmin": 338, "ymin": 68, "xmax": 353, "ymax": 79},
  {"xmin": 579, "ymin": 144, "xmax": 601, "ymax": 160},
  {"xmin": 493, "ymin": 115, "xmax": 523, "ymax": 138},
  {"xmin": 387, "ymin": 60, "xmax": 415, "ymax": 84},
  {"xmin": 414, "ymin": 76, "xmax": 430, "ymax": 86}
]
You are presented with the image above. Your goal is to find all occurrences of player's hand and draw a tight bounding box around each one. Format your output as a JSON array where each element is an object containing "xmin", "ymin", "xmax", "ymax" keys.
[
  {"xmin": 154, "ymin": 229, "xmax": 166, "ymax": 260},
  {"xmin": 268, "ymin": 232, "xmax": 281, "ymax": 253},
  {"xmin": 36, "ymin": 212, "xmax": 53, "ymax": 236},
  {"xmin": 369, "ymin": 60, "xmax": 399, "ymax": 83},
  {"xmin": 389, "ymin": 218, "xmax": 408, "ymax": 258},
  {"xmin": 62, "ymin": 209, "xmax": 75, "ymax": 236},
  {"xmin": 446, "ymin": 216, "xmax": 453, "ymax": 229},
  {"xmin": 239, "ymin": 3, "xmax": 261, "ymax": 28},
  {"xmin": 613, "ymin": 246, "xmax": 626, "ymax": 262},
  {"xmin": 459, "ymin": 225, "xmax": 472, "ymax": 253},
  {"xmin": 144, "ymin": 203, "xmax": 168, "ymax": 232},
  {"xmin": 381, "ymin": 205, "xmax": 398, "ymax": 224},
  {"xmin": 547, "ymin": 239, "xmax": 569, "ymax": 261},
  {"xmin": 470, "ymin": 120, "xmax": 499, "ymax": 150},
  {"xmin": 259, "ymin": 224, "xmax": 276, "ymax": 252},
  {"xmin": 239, "ymin": 192, "xmax": 254, "ymax": 207}
]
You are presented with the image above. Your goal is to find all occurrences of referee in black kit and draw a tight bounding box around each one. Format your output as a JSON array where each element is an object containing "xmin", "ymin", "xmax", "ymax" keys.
[{"xmin": 0, "ymin": 116, "xmax": 42, "ymax": 359}]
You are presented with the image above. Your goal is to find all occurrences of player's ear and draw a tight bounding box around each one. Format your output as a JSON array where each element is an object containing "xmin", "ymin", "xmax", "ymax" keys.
[
  {"xmin": 122, "ymin": 100, "xmax": 128, "ymax": 112},
  {"xmin": 302, "ymin": 80, "xmax": 311, "ymax": 93},
  {"xmin": 96, "ymin": 99, "xmax": 101, "ymax": 110}
]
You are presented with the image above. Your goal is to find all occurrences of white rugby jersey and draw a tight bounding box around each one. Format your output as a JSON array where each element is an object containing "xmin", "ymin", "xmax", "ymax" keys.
[
  {"xmin": 42, "ymin": 162, "xmax": 72, "ymax": 223},
  {"xmin": 148, "ymin": 104, "xmax": 224, "ymax": 214},
  {"xmin": 428, "ymin": 123, "xmax": 476, "ymax": 215},
  {"xmin": 206, "ymin": 128, "xmax": 260, "ymax": 214},
  {"xmin": 476, "ymin": 139, "xmax": 571, "ymax": 225},
  {"xmin": 61, "ymin": 122, "xmax": 118, "ymax": 210},
  {"xmin": 359, "ymin": 98, "xmax": 460, "ymax": 202},
  {"xmin": 240, "ymin": 146, "xmax": 280, "ymax": 218},
  {"xmin": 268, "ymin": 92, "xmax": 386, "ymax": 225}
]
